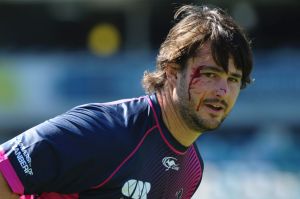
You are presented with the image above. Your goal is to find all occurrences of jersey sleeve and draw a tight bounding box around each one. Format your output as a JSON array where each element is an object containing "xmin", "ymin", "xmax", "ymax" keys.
[{"xmin": 0, "ymin": 104, "xmax": 128, "ymax": 195}]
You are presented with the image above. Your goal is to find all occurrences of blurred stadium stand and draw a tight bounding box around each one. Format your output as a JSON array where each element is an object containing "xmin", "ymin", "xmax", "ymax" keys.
[{"xmin": 0, "ymin": 0, "xmax": 299, "ymax": 198}]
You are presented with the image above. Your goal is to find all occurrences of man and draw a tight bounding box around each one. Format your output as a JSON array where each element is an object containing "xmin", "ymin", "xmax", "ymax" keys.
[{"xmin": 0, "ymin": 4, "xmax": 253, "ymax": 199}]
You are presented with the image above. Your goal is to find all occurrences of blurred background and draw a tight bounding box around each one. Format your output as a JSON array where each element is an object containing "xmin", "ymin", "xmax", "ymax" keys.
[{"xmin": 0, "ymin": 0, "xmax": 299, "ymax": 198}]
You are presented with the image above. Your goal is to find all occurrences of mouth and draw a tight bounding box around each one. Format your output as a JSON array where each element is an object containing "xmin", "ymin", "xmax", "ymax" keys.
[{"xmin": 204, "ymin": 103, "xmax": 225, "ymax": 112}]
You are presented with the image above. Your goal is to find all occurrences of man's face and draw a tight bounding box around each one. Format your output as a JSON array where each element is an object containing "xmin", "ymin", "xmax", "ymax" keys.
[{"xmin": 174, "ymin": 43, "xmax": 242, "ymax": 132}]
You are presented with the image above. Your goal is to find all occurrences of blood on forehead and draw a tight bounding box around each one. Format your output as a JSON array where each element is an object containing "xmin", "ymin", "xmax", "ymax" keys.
[{"xmin": 188, "ymin": 65, "xmax": 204, "ymax": 101}]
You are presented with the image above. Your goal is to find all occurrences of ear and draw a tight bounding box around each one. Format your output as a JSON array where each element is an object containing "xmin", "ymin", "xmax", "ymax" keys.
[{"xmin": 165, "ymin": 63, "xmax": 179, "ymax": 86}]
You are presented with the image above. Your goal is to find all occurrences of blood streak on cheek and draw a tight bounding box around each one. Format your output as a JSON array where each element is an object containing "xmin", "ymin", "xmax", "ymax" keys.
[
  {"xmin": 188, "ymin": 66, "xmax": 203, "ymax": 101},
  {"xmin": 196, "ymin": 98, "xmax": 202, "ymax": 111}
]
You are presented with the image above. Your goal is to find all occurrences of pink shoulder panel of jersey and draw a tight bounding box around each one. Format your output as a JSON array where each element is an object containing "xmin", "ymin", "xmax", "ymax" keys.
[
  {"xmin": 0, "ymin": 147, "xmax": 25, "ymax": 194},
  {"xmin": 20, "ymin": 195, "xmax": 34, "ymax": 199}
]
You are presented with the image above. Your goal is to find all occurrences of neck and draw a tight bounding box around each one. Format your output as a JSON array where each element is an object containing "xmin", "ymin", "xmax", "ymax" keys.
[{"xmin": 156, "ymin": 89, "xmax": 202, "ymax": 147}]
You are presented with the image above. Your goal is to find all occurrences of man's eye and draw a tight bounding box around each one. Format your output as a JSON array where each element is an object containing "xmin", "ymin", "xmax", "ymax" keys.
[
  {"xmin": 228, "ymin": 77, "xmax": 240, "ymax": 83},
  {"xmin": 203, "ymin": 73, "xmax": 216, "ymax": 78}
]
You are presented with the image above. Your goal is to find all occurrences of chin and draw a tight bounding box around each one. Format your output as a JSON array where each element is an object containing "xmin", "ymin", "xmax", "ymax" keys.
[
  {"xmin": 205, "ymin": 123, "xmax": 221, "ymax": 131},
  {"xmin": 201, "ymin": 119, "xmax": 223, "ymax": 131},
  {"xmin": 189, "ymin": 118, "xmax": 222, "ymax": 132}
]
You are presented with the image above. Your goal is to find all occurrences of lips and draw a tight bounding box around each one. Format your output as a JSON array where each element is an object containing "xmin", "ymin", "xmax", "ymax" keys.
[
  {"xmin": 202, "ymin": 98, "xmax": 228, "ymax": 113},
  {"xmin": 205, "ymin": 104, "xmax": 224, "ymax": 111},
  {"xmin": 203, "ymin": 98, "xmax": 227, "ymax": 109}
]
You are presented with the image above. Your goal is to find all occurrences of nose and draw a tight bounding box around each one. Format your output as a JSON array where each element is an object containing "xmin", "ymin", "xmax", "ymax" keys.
[{"xmin": 215, "ymin": 79, "xmax": 228, "ymax": 97}]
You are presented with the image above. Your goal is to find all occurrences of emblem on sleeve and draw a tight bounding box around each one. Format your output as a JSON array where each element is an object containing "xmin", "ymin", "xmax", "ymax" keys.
[{"xmin": 162, "ymin": 157, "xmax": 180, "ymax": 171}]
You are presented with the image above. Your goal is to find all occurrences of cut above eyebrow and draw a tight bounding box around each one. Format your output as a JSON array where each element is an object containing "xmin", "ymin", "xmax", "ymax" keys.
[{"xmin": 200, "ymin": 65, "xmax": 242, "ymax": 78}]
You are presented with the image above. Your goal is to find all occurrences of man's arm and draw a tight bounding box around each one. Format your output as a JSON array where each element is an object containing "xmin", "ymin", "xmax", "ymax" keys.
[{"xmin": 0, "ymin": 172, "xmax": 19, "ymax": 199}]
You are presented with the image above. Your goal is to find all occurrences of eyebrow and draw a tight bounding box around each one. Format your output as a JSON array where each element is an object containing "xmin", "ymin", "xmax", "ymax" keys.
[{"xmin": 201, "ymin": 65, "xmax": 242, "ymax": 79}]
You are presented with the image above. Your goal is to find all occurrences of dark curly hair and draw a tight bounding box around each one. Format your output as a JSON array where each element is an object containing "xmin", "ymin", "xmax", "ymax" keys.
[{"xmin": 143, "ymin": 4, "xmax": 253, "ymax": 93}]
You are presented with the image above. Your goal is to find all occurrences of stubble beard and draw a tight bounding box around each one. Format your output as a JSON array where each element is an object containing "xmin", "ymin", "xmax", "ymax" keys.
[{"xmin": 176, "ymin": 77, "xmax": 226, "ymax": 132}]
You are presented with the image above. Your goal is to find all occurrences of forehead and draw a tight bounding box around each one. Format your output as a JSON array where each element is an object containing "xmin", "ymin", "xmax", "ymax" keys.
[
  {"xmin": 191, "ymin": 42, "xmax": 242, "ymax": 74},
  {"xmin": 195, "ymin": 42, "xmax": 211, "ymax": 56}
]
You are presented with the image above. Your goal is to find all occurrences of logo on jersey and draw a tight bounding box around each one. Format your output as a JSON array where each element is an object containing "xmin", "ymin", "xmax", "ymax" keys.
[
  {"xmin": 121, "ymin": 179, "xmax": 151, "ymax": 199},
  {"xmin": 162, "ymin": 157, "xmax": 180, "ymax": 171},
  {"xmin": 12, "ymin": 137, "xmax": 33, "ymax": 176}
]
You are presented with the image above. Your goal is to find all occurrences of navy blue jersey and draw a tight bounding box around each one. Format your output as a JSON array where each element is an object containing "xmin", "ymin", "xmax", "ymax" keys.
[{"xmin": 0, "ymin": 94, "xmax": 204, "ymax": 199}]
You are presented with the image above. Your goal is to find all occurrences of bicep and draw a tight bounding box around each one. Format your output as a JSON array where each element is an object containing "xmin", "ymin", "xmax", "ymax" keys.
[{"xmin": 0, "ymin": 172, "xmax": 19, "ymax": 199}]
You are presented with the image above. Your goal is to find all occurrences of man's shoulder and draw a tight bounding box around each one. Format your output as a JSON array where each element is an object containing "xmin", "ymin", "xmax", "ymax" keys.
[
  {"xmin": 70, "ymin": 96, "xmax": 150, "ymax": 120},
  {"xmin": 47, "ymin": 95, "xmax": 152, "ymax": 134}
]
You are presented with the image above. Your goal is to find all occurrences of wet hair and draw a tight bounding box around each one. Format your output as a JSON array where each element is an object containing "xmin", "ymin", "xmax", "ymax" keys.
[{"xmin": 143, "ymin": 4, "xmax": 253, "ymax": 93}]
